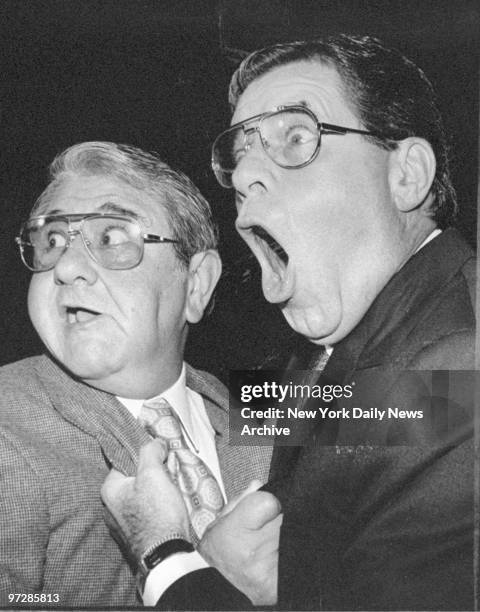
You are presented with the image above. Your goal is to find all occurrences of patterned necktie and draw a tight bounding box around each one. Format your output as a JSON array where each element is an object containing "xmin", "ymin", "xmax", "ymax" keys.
[{"xmin": 139, "ymin": 398, "xmax": 224, "ymax": 539}]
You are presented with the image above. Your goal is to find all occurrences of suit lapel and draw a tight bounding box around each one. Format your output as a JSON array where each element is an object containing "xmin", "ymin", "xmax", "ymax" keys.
[
  {"xmin": 40, "ymin": 357, "xmax": 272, "ymax": 498},
  {"xmin": 39, "ymin": 356, "xmax": 150, "ymax": 476},
  {"xmin": 268, "ymin": 347, "xmax": 339, "ymax": 483},
  {"xmin": 186, "ymin": 365, "xmax": 272, "ymax": 499}
]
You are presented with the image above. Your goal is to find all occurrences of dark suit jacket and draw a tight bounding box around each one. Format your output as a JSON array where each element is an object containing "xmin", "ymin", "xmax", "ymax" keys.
[
  {"xmin": 0, "ymin": 356, "xmax": 271, "ymax": 606},
  {"xmin": 159, "ymin": 228, "xmax": 476, "ymax": 611}
]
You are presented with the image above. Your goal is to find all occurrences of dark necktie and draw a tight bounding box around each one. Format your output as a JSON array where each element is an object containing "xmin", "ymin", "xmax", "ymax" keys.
[{"xmin": 139, "ymin": 398, "xmax": 224, "ymax": 539}]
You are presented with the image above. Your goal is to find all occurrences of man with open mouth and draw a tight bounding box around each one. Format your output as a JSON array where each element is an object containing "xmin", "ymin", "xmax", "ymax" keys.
[
  {"xmin": 0, "ymin": 141, "xmax": 271, "ymax": 606},
  {"xmin": 103, "ymin": 35, "xmax": 475, "ymax": 610}
]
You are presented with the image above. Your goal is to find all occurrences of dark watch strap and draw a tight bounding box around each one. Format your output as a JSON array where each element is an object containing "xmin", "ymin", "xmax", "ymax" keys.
[{"xmin": 139, "ymin": 538, "xmax": 194, "ymax": 577}]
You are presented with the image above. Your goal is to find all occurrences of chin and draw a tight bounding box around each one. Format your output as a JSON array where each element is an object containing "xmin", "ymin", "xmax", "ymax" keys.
[
  {"xmin": 282, "ymin": 304, "xmax": 340, "ymax": 346},
  {"xmin": 64, "ymin": 362, "xmax": 114, "ymax": 382},
  {"xmin": 58, "ymin": 347, "xmax": 122, "ymax": 382}
]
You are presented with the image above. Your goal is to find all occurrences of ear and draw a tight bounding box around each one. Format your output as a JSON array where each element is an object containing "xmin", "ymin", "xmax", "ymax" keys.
[
  {"xmin": 185, "ymin": 250, "xmax": 222, "ymax": 324},
  {"xmin": 388, "ymin": 137, "xmax": 436, "ymax": 212}
]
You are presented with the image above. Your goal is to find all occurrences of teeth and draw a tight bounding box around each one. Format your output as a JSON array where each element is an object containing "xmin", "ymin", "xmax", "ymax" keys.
[
  {"xmin": 76, "ymin": 310, "xmax": 97, "ymax": 323},
  {"xmin": 66, "ymin": 307, "xmax": 100, "ymax": 324}
]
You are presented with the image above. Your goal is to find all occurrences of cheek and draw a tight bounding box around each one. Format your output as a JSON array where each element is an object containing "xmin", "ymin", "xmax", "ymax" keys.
[
  {"xmin": 288, "ymin": 162, "xmax": 389, "ymax": 255},
  {"xmin": 118, "ymin": 266, "xmax": 185, "ymax": 333},
  {"xmin": 27, "ymin": 277, "xmax": 52, "ymax": 334}
]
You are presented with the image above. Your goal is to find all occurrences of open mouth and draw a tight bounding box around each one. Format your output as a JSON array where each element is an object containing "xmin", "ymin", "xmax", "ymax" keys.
[
  {"xmin": 251, "ymin": 225, "xmax": 289, "ymax": 266},
  {"xmin": 66, "ymin": 306, "xmax": 101, "ymax": 324},
  {"xmin": 248, "ymin": 225, "xmax": 293, "ymax": 305}
]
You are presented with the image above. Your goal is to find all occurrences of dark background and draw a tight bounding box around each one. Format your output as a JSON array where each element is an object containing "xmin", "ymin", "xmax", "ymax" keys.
[{"xmin": 1, "ymin": 0, "xmax": 478, "ymax": 382}]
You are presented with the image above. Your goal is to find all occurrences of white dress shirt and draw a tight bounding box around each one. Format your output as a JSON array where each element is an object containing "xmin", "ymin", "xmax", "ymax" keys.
[
  {"xmin": 116, "ymin": 363, "xmax": 225, "ymax": 604},
  {"xmin": 416, "ymin": 228, "xmax": 441, "ymax": 252}
]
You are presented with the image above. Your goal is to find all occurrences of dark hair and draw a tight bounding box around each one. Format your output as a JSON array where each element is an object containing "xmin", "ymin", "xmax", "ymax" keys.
[
  {"xmin": 229, "ymin": 35, "xmax": 456, "ymax": 227},
  {"xmin": 32, "ymin": 141, "xmax": 218, "ymax": 266}
]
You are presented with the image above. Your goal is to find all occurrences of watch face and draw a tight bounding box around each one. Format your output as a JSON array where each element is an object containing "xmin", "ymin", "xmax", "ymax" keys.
[{"xmin": 140, "ymin": 537, "xmax": 194, "ymax": 575}]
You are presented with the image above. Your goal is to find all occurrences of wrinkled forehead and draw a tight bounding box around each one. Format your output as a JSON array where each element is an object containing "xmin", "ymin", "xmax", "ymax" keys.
[
  {"xmin": 32, "ymin": 173, "xmax": 168, "ymax": 229},
  {"xmin": 232, "ymin": 60, "xmax": 353, "ymax": 126},
  {"xmin": 33, "ymin": 173, "xmax": 130, "ymax": 212}
]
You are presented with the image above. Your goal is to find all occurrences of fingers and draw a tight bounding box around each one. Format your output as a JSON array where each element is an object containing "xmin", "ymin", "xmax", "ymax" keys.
[
  {"xmin": 101, "ymin": 440, "xmax": 170, "ymax": 507},
  {"xmin": 259, "ymin": 514, "xmax": 283, "ymax": 550},
  {"xmin": 219, "ymin": 479, "xmax": 264, "ymax": 517},
  {"xmin": 101, "ymin": 442, "xmax": 191, "ymax": 559},
  {"xmin": 101, "ymin": 468, "xmax": 132, "ymax": 506},
  {"xmin": 235, "ymin": 491, "xmax": 282, "ymax": 530},
  {"xmin": 136, "ymin": 439, "xmax": 170, "ymax": 487},
  {"xmin": 137, "ymin": 438, "xmax": 168, "ymax": 472}
]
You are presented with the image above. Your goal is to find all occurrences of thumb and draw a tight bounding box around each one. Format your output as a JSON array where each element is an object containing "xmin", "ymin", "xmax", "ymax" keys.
[
  {"xmin": 235, "ymin": 491, "xmax": 282, "ymax": 530},
  {"xmin": 137, "ymin": 439, "xmax": 168, "ymax": 472},
  {"xmin": 135, "ymin": 438, "xmax": 172, "ymax": 494},
  {"xmin": 101, "ymin": 468, "xmax": 131, "ymax": 505}
]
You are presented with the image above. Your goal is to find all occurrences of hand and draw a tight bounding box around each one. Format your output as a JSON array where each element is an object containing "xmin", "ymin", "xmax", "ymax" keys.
[
  {"xmin": 199, "ymin": 481, "xmax": 282, "ymax": 605},
  {"xmin": 101, "ymin": 439, "xmax": 191, "ymax": 563}
]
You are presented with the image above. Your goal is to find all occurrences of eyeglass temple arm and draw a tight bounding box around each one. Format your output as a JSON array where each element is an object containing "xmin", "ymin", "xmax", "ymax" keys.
[
  {"xmin": 320, "ymin": 122, "xmax": 378, "ymax": 137},
  {"xmin": 15, "ymin": 233, "xmax": 178, "ymax": 245},
  {"xmin": 143, "ymin": 234, "xmax": 179, "ymax": 244}
]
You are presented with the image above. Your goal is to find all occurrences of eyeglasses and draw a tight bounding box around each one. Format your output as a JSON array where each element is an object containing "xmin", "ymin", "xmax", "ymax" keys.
[
  {"xmin": 211, "ymin": 105, "xmax": 380, "ymax": 188},
  {"xmin": 16, "ymin": 213, "xmax": 179, "ymax": 272}
]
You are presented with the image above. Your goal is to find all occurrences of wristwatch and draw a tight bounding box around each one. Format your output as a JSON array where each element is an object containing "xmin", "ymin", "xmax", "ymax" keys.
[{"xmin": 138, "ymin": 533, "xmax": 194, "ymax": 578}]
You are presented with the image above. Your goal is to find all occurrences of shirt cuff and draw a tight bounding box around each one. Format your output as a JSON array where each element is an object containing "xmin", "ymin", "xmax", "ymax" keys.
[{"xmin": 142, "ymin": 550, "xmax": 209, "ymax": 606}]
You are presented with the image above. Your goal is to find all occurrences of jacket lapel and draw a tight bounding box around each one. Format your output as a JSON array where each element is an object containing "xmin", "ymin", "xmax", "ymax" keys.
[
  {"xmin": 268, "ymin": 348, "xmax": 341, "ymax": 483},
  {"xmin": 39, "ymin": 356, "xmax": 150, "ymax": 476},
  {"xmin": 40, "ymin": 357, "xmax": 273, "ymax": 498},
  {"xmin": 186, "ymin": 365, "xmax": 272, "ymax": 499}
]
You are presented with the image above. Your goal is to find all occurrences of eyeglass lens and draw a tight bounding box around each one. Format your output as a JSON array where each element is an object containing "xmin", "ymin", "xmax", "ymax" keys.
[
  {"xmin": 20, "ymin": 216, "xmax": 144, "ymax": 271},
  {"xmin": 213, "ymin": 108, "xmax": 319, "ymax": 187}
]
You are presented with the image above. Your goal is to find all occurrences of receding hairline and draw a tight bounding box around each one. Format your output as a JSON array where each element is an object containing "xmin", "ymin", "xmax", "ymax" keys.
[
  {"xmin": 31, "ymin": 168, "xmax": 169, "ymax": 218},
  {"xmin": 231, "ymin": 56, "xmax": 365, "ymax": 133},
  {"xmin": 29, "ymin": 141, "xmax": 219, "ymax": 266}
]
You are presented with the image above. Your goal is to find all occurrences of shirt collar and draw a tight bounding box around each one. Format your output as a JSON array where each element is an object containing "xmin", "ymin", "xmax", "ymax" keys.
[
  {"xmin": 117, "ymin": 363, "xmax": 189, "ymax": 426},
  {"xmin": 415, "ymin": 228, "xmax": 442, "ymax": 253}
]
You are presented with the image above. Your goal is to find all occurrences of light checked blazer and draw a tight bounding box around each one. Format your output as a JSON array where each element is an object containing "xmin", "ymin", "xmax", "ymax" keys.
[{"xmin": 0, "ymin": 354, "xmax": 272, "ymax": 606}]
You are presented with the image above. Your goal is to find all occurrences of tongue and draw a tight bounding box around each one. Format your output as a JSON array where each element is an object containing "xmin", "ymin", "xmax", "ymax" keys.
[{"xmin": 76, "ymin": 309, "xmax": 98, "ymax": 323}]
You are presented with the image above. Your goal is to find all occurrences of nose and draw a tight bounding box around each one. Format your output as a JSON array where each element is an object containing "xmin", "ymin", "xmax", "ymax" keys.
[
  {"xmin": 231, "ymin": 130, "xmax": 272, "ymax": 196},
  {"xmin": 53, "ymin": 232, "xmax": 99, "ymax": 286}
]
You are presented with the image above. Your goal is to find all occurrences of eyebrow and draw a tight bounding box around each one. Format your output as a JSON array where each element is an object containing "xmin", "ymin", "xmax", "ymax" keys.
[
  {"xmin": 38, "ymin": 201, "xmax": 141, "ymax": 219},
  {"xmin": 271, "ymin": 100, "xmax": 313, "ymax": 114},
  {"xmin": 97, "ymin": 202, "xmax": 141, "ymax": 218},
  {"xmin": 295, "ymin": 100, "xmax": 311, "ymax": 110}
]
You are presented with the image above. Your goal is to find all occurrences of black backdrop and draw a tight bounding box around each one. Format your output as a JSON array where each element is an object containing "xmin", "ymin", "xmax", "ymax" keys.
[{"xmin": 1, "ymin": 0, "xmax": 478, "ymax": 382}]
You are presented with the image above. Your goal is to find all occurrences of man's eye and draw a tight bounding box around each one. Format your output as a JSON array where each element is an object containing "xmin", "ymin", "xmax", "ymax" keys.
[
  {"xmin": 231, "ymin": 129, "xmax": 250, "ymax": 165},
  {"xmin": 285, "ymin": 125, "xmax": 316, "ymax": 146},
  {"xmin": 46, "ymin": 231, "xmax": 67, "ymax": 249},
  {"xmin": 100, "ymin": 227, "xmax": 130, "ymax": 246}
]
